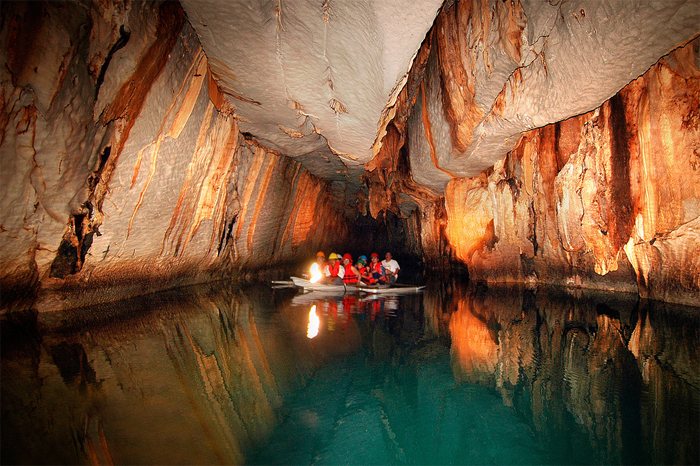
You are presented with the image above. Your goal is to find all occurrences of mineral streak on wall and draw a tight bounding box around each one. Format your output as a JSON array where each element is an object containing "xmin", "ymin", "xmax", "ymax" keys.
[
  {"xmin": 422, "ymin": 40, "xmax": 700, "ymax": 306},
  {"xmin": 0, "ymin": 1, "xmax": 345, "ymax": 312},
  {"xmin": 365, "ymin": 0, "xmax": 698, "ymax": 306}
]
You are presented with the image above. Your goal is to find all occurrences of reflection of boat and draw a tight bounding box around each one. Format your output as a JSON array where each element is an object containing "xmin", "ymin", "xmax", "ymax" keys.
[
  {"xmin": 290, "ymin": 277, "xmax": 358, "ymax": 292},
  {"xmin": 359, "ymin": 284, "xmax": 426, "ymax": 294},
  {"xmin": 291, "ymin": 290, "xmax": 346, "ymax": 306},
  {"xmin": 289, "ymin": 277, "xmax": 425, "ymax": 294}
]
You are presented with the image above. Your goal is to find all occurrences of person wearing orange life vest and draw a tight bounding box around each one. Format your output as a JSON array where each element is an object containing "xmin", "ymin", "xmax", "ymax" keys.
[
  {"xmin": 304, "ymin": 251, "xmax": 327, "ymax": 279},
  {"xmin": 341, "ymin": 253, "xmax": 361, "ymax": 284},
  {"xmin": 367, "ymin": 252, "xmax": 387, "ymax": 284},
  {"xmin": 322, "ymin": 252, "xmax": 344, "ymax": 285}
]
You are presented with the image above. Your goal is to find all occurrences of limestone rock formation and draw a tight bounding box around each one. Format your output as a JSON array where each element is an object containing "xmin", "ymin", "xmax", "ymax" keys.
[
  {"xmin": 411, "ymin": 41, "xmax": 700, "ymax": 305},
  {"xmin": 1, "ymin": 0, "xmax": 699, "ymax": 310},
  {"xmin": 1, "ymin": 1, "xmax": 346, "ymax": 311},
  {"xmin": 180, "ymin": 0, "xmax": 444, "ymax": 175}
]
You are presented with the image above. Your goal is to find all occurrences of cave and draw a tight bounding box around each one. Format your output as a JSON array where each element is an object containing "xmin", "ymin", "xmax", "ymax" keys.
[
  {"xmin": 1, "ymin": 0, "xmax": 698, "ymax": 310},
  {"xmin": 1, "ymin": 0, "xmax": 699, "ymax": 464}
]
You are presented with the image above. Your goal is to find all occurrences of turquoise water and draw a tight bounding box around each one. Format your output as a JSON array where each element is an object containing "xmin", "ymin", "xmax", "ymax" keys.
[{"xmin": 1, "ymin": 281, "xmax": 698, "ymax": 464}]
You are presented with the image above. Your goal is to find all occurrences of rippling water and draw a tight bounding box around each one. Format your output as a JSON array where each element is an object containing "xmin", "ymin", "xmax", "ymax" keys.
[{"xmin": 1, "ymin": 281, "xmax": 698, "ymax": 464}]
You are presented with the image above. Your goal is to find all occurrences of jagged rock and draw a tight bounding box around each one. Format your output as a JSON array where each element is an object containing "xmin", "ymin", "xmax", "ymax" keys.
[
  {"xmin": 395, "ymin": 0, "xmax": 700, "ymax": 189},
  {"xmin": 1, "ymin": 0, "xmax": 699, "ymax": 309},
  {"xmin": 1, "ymin": 1, "xmax": 347, "ymax": 312},
  {"xmin": 416, "ymin": 40, "xmax": 700, "ymax": 305}
]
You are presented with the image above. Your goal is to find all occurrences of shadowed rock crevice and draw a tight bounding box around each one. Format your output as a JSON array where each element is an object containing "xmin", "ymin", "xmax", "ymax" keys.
[
  {"xmin": 94, "ymin": 25, "xmax": 131, "ymax": 101},
  {"xmin": 49, "ymin": 213, "xmax": 95, "ymax": 279},
  {"xmin": 606, "ymin": 93, "xmax": 636, "ymax": 253}
]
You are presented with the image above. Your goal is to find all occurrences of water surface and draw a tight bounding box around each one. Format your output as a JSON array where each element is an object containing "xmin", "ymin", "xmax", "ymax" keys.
[{"xmin": 1, "ymin": 281, "xmax": 698, "ymax": 464}]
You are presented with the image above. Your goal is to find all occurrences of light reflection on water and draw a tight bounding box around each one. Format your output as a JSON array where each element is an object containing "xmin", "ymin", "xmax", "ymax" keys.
[{"xmin": 1, "ymin": 281, "xmax": 698, "ymax": 465}]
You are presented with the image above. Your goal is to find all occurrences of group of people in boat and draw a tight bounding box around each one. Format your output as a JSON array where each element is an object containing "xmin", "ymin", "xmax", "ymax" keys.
[{"xmin": 314, "ymin": 251, "xmax": 400, "ymax": 286}]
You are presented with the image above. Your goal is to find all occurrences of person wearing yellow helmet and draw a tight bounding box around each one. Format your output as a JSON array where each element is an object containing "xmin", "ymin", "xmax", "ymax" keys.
[{"xmin": 322, "ymin": 252, "xmax": 344, "ymax": 285}]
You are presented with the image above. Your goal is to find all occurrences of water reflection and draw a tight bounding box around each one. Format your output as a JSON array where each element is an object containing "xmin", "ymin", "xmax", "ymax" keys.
[
  {"xmin": 1, "ymin": 281, "xmax": 698, "ymax": 465},
  {"xmin": 426, "ymin": 282, "xmax": 699, "ymax": 465},
  {"xmin": 307, "ymin": 305, "xmax": 320, "ymax": 339},
  {"xmin": 2, "ymin": 284, "xmax": 305, "ymax": 465}
]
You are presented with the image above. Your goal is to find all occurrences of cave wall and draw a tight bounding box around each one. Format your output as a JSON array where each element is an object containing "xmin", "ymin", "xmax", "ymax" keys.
[
  {"xmin": 420, "ymin": 41, "xmax": 700, "ymax": 306},
  {"xmin": 372, "ymin": 0, "xmax": 699, "ymax": 186},
  {"xmin": 0, "ymin": 1, "xmax": 347, "ymax": 312},
  {"xmin": 358, "ymin": 0, "xmax": 700, "ymax": 305},
  {"xmin": 362, "ymin": 0, "xmax": 699, "ymax": 307},
  {"xmin": 2, "ymin": 0, "xmax": 698, "ymax": 311},
  {"xmin": 366, "ymin": 12, "xmax": 698, "ymax": 306}
]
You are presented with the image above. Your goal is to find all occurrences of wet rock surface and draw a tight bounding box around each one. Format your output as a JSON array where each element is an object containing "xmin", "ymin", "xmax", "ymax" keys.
[
  {"xmin": 1, "ymin": 0, "xmax": 699, "ymax": 309},
  {"xmin": 1, "ymin": 1, "xmax": 347, "ymax": 311},
  {"xmin": 403, "ymin": 40, "xmax": 700, "ymax": 305}
]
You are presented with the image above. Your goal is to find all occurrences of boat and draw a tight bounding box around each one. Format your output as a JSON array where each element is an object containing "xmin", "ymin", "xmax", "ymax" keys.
[{"xmin": 288, "ymin": 277, "xmax": 424, "ymax": 294}]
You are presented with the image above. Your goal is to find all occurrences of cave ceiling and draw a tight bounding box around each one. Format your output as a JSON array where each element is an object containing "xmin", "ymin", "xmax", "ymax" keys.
[{"xmin": 180, "ymin": 0, "xmax": 700, "ymax": 206}]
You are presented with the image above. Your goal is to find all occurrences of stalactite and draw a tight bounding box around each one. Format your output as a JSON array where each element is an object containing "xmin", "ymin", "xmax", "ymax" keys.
[{"xmin": 434, "ymin": 0, "xmax": 485, "ymax": 153}]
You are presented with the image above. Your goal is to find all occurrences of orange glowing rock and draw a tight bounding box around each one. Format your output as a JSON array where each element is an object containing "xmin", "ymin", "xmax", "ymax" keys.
[{"xmin": 449, "ymin": 303, "xmax": 499, "ymax": 382}]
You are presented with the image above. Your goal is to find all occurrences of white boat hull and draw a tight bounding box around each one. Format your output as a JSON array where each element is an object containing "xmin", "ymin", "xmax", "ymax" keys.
[
  {"xmin": 290, "ymin": 277, "xmax": 357, "ymax": 292},
  {"xmin": 289, "ymin": 277, "xmax": 424, "ymax": 294}
]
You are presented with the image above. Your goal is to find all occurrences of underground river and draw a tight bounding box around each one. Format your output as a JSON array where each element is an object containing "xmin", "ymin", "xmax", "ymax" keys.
[{"xmin": 1, "ymin": 280, "xmax": 698, "ymax": 465}]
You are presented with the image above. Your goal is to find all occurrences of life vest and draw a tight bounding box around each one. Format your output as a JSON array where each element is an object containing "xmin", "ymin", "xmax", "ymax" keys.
[
  {"xmin": 343, "ymin": 264, "xmax": 358, "ymax": 284},
  {"xmin": 358, "ymin": 266, "xmax": 371, "ymax": 283},
  {"xmin": 365, "ymin": 262, "xmax": 385, "ymax": 284},
  {"xmin": 327, "ymin": 261, "xmax": 341, "ymax": 277}
]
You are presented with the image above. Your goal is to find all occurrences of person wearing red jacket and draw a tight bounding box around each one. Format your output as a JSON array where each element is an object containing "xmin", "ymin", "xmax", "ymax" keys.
[{"xmin": 366, "ymin": 252, "xmax": 386, "ymax": 284}]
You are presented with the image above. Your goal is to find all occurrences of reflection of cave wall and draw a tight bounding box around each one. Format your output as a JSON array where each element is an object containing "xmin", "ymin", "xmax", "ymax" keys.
[
  {"xmin": 423, "ymin": 282, "xmax": 699, "ymax": 465},
  {"xmin": 0, "ymin": 1, "xmax": 347, "ymax": 312},
  {"xmin": 1, "ymin": 283, "xmax": 317, "ymax": 464}
]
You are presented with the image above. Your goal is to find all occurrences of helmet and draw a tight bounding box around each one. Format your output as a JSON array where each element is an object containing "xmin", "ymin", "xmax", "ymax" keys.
[
  {"xmin": 357, "ymin": 259, "xmax": 366, "ymax": 265},
  {"xmin": 316, "ymin": 251, "xmax": 326, "ymax": 258},
  {"xmin": 328, "ymin": 252, "xmax": 339, "ymax": 260},
  {"xmin": 359, "ymin": 255, "xmax": 367, "ymax": 262},
  {"xmin": 371, "ymin": 252, "xmax": 379, "ymax": 258},
  {"xmin": 343, "ymin": 253, "xmax": 352, "ymax": 261}
]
